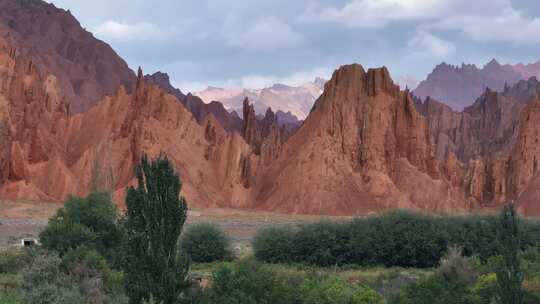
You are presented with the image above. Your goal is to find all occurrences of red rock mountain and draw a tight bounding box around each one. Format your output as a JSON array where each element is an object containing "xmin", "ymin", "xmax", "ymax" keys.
[
  {"xmin": 2, "ymin": 1, "xmax": 540, "ymax": 216},
  {"xmin": 414, "ymin": 59, "xmax": 540, "ymax": 111},
  {"xmin": 0, "ymin": 0, "xmax": 136, "ymax": 113}
]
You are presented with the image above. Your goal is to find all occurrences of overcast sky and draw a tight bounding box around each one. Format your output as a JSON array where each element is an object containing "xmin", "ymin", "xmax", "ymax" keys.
[{"xmin": 46, "ymin": 0, "xmax": 540, "ymax": 93}]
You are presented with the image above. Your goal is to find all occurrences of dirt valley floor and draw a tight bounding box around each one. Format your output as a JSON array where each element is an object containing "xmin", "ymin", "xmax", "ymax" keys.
[{"xmin": 0, "ymin": 200, "xmax": 350, "ymax": 253}]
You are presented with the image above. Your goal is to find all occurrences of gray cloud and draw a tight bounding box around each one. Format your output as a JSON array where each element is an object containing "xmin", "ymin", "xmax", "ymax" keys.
[{"xmin": 46, "ymin": 0, "xmax": 540, "ymax": 93}]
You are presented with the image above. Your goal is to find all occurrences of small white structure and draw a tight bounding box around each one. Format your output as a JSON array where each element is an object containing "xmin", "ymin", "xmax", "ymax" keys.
[{"xmin": 19, "ymin": 238, "xmax": 39, "ymax": 247}]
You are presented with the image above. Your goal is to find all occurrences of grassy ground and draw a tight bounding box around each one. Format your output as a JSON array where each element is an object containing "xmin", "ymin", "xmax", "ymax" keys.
[{"xmin": 190, "ymin": 261, "xmax": 433, "ymax": 299}]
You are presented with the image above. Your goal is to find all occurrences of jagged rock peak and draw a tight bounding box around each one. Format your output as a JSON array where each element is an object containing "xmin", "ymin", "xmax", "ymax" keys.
[
  {"xmin": 485, "ymin": 58, "xmax": 501, "ymax": 68},
  {"xmin": 137, "ymin": 66, "xmax": 143, "ymax": 81},
  {"xmin": 324, "ymin": 64, "xmax": 399, "ymax": 99},
  {"xmin": 148, "ymin": 71, "xmax": 170, "ymax": 82},
  {"xmin": 135, "ymin": 66, "xmax": 145, "ymax": 95},
  {"xmin": 242, "ymin": 97, "xmax": 260, "ymax": 152},
  {"xmin": 264, "ymin": 107, "xmax": 276, "ymax": 121}
]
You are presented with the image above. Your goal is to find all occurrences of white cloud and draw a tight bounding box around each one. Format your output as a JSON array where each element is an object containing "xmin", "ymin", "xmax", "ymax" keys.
[
  {"xmin": 435, "ymin": 10, "xmax": 540, "ymax": 44},
  {"xmin": 408, "ymin": 31, "xmax": 456, "ymax": 58},
  {"xmin": 300, "ymin": 0, "xmax": 540, "ymax": 45},
  {"xmin": 224, "ymin": 17, "xmax": 304, "ymax": 51},
  {"xmin": 299, "ymin": 0, "xmax": 448, "ymax": 28},
  {"xmin": 238, "ymin": 67, "xmax": 332, "ymax": 89},
  {"xmin": 92, "ymin": 20, "xmax": 174, "ymax": 42},
  {"xmin": 395, "ymin": 75, "xmax": 420, "ymax": 90},
  {"xmin": 173, "ymin": 66, "xmax": 332, "ymax": 94}
]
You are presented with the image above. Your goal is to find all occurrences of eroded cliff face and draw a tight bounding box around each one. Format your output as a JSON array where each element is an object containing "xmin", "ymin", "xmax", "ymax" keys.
[
  {"xmin": 416, "ymin": 77, "xmax": 540, "ymax": 210},
  {"xmin": 3, "ymin": 14, "xmax": 540, "ymax": 215},
  {"xmin": 417, "ymin": 91, "xmax": 523, "ymax": 163},
  {"xmin": 509, "ymin": 100, "xmax": 540, "ymax": 213}
]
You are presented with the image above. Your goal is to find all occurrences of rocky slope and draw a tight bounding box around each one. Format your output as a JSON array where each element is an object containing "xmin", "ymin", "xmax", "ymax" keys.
[
  {"xmin": 414, "ymin": 59, "xmax": 540, "ymax": 111},
  {"xmin": 195, "ymin": 78, "xmax": 325, "ymax": 120},
  {"xmin": 0, "ymin": 50, "xmax": 255, "ymax": 207},
  {"xmin": 0, "ymin": 0, "xmax": 136, "ymax": 113}
]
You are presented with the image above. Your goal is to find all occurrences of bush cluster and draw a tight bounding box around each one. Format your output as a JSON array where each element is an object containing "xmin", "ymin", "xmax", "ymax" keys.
[
  {"xmin": 181, "ymin": 223, "xmax": 232, "ymax": 263},
  {"xmin": 253, "ymin": 210, "xmax": 540, "ymax": 268}
]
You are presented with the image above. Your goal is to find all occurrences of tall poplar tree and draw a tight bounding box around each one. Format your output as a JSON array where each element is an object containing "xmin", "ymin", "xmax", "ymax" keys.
[
  {"xmin": 123, "ymin": 154, "xmax": 190, "ymax": 304},
  {"xmin": 496, "ymin": 203, "xmax": 524, "ymax": 304}
]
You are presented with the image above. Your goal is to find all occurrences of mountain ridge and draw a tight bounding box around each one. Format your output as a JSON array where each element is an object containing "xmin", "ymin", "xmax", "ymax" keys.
[
  {"xmin": 414, "ymin": 59, "xmax": 540, "ymax": 111},
  {"xmin": 195, "ymin": 78, "xmax": 325, "ymax": 120}
]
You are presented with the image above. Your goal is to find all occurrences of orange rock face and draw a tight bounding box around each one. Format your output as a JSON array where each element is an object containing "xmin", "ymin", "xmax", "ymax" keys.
[
  {"xmin": 0, "ymin": 47, "xmax": 254, "ymax": 208},
  {"xmin": 249, "ymin": 65, "xmax": 468, "ymax": 215}
]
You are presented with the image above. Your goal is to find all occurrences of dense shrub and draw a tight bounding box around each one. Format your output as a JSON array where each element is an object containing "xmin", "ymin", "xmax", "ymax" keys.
[
  {"xmin": 201, "ymin": 260, "xmax": 296, "ymax": 304},
  {"xmin": 522, "ymin": 248, "xmax": 540, "ymax": 280},
  {"xmin": 300, "ymin": 276, "xmax": 353, "ymax": 304},
  {"xmin": 0, "ymin": 248, "xmax": 32, "ymax": 274},
  {"xmin": 442, "ymin": 215, "xmax": 500, "ymax": 261},
  {"xmin": 21, "ymin": 253, "xmax": 84, "ymax": 304},
  {"xmin": 253, "ymin": 210, "xmax": 540, "ymax": 268},
  {"xmin": 351, "ymin": 287, "xmax": 385, "ymax": 304},
  {"xmin": 201, "ymin": 259, "xmax": 384, "ymax": 304},
  {"xmin": 252, "ymin": 226, "xmax": 295, "ymax": 264},
  {"xmin": 62, "ymin": 246, "xmax": 109, "ymax": 275},
  {"xmin": 367, "ymin": 211, "xmax": 449, "ymax": 268},
  {"xmin": 391, "ymin": 248, "xmax": 478, "ymax": 304},
  {"xmin": 39, "ymin": 192, "xmax": 122, "ymax": 261},
  {"xmin": 0, "ymin": 289, "xmax": 21, "ymax": 304},
  {"xmin": 390, "ymin": 273, "xmax": 474, "ymax": 304},
  {"xmin": 181, "ymin": 223, "xmax": 232, "ymax": 263},
  {"xmin": 471, "ymin": 274, "xmax": 498, "ymax": 304},
  {"xmin": 294, "ymin": 221, "xmax": 350, "ymax": 267}
]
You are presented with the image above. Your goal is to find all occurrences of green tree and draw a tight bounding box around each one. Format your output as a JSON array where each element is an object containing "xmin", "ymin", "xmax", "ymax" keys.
[
  {"xmin": 123, "ymin": 154, "xmax": 190, "ymax": 304},
  {"xmin": 496, "ymin": 203, "xmax": 524, "ymax": 304}
]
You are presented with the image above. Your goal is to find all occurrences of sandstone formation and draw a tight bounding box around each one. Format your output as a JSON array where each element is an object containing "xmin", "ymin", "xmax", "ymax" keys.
[
  {"xmin": 414, "ymin": 59, "xmax": 540, "ymax": 111},
  {"xmin": 0, "ymin": 51, "xmax": 256, "ymax": 208}
]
